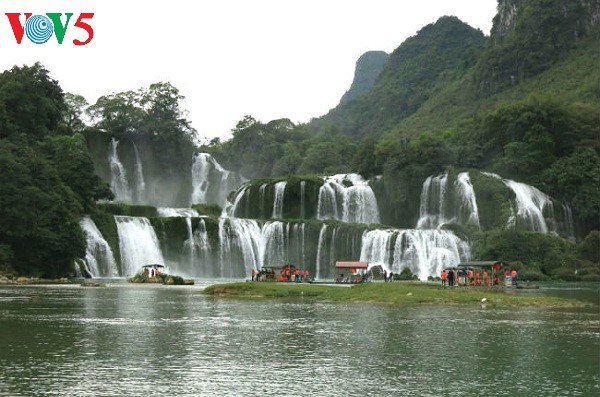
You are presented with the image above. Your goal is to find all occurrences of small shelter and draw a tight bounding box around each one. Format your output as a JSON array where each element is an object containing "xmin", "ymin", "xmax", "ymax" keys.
[{"xmin": 335, "ymin": 261, "xmax": 369, "ymax": 283}]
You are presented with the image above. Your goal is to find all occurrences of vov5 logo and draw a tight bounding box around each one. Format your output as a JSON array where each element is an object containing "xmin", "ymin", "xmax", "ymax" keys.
[{"xmin": 5, "ymin": 13, "xmax": 94, "ymax": 45}]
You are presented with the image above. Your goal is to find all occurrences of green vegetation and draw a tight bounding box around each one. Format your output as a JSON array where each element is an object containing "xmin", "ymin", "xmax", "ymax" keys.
[
  {"xmin": 1, "ymin": 1, "xmax": 598, "ymax": 279},
  {"xmin": 203, "ymin": 282, "xmax": 590, "ymax": 308},
  {"xmin": 0, "ymin": 63, "xmax": 197, "ymax": 277},
  {"xmin": 128, "ymin": 272, "xmax": 191, "ymax": 285},
  {"xmin": 191, "ymin": 203, "xmax": 222, "ymax": 217},
  {"xmin": 96, "ymin": 203, "xmax": 158, "ymax": 218}
]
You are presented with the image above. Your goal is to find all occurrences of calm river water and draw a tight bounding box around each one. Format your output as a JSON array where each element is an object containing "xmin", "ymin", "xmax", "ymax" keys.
[{"xmin": 0, "ymin": 281, "xmax": 598, "ymax": 396}]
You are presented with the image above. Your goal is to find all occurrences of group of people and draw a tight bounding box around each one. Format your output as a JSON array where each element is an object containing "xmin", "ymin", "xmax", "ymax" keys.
[
  {"xmin": 251, "ymin": 267, "xmax": 310, "ymax": 282},
  {"xmin": 440, "ymin": 268, "xmax": 518, "ymax": 287},
  {"xmin": 142, "ymin": 265, "xmax": 161, "ymax": 278},
  {"xmin": 382, "ymin": 270, "xmax": 395, "ymax": 282}
]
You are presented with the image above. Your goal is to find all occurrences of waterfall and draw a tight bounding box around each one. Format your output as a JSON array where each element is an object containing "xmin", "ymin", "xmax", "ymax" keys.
[
  {"xmin": 80, "ymin": 216, "xmax": 118, "ymax": 278},
  {"xmin": 317, "ymin": 182, "xmax": 338, "ymax": 221},
  {"xmin": 108, "ymin": 138, "xmax": 131, "ymax": 202},
  {"xmin": 417, "ymin": 172, "xmax": 480, "ymax": 229},
  {"xmin": 157, "ymin": 207, "xmax": 200, "ymax": 218},
  {"xmin": 259, "ymin": 184, "xmax": 267, "ymax": 219},
  {"xmin": 317, "ymin": 174, "xmax": 380, "ymax": 224},
  {"xmin": 360, "ymin": 228, "xmax": 470, "ymax": 280},
  {"xmin": 228, "ymin": 218, "xmax": 265, "ymax": 277},
  {"xmin": 262, "ymin": 221, "xmax": 286, "ymax": 267},
  {"xmin": 456, "ymin": 172, "xmax": 480, "ymax": 226},
  {"xmin": 315, "ymin": 224, "xmax": 328, "ymax": 279},
  {"xmin": 416, "ymin": 173, "xmax": 449, "ymax": 229},
  {"xmin": 359, "ymin": 229, "xmax": 395, "ymax": 269},
  {"xmin": 191, "ymin": 153, "xmax": 243, "ymax": 206},
  {"xmin": 218, "ymin": 218, "xmax": 231, "ymax": 277},
  {"xmin": 483, "ymin": 172, "xmax": 561, "ymax": 234},
  {"xmin": 504, "ymin": 179, "xmax": 553, "ymax": 233},
  {"xmin": 115, "ymin": 216, "xmax": 165, "ymax": 277},
  {"xmin": 229, "ymin": 186, "xmax": 249, "ymax": 217},
  {"xmin": 272, "ymin": 182, "xmax": 287, "ymax": 219},
  {"xmin": 191, "ymin": 153, "xmax": 212, "ymax": 204},
  {"xmin": 132, "ymin": 142, "xmax": 146, "ymax": 203},
  {"xmin": 300, "ymin": 181, "xmax": 306, "ymax": 219}
]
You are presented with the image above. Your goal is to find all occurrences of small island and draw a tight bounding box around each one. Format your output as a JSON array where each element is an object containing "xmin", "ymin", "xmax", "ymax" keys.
[{"xmin": 203, "ymin": 281, "xmax": 592, "ymax": 308}]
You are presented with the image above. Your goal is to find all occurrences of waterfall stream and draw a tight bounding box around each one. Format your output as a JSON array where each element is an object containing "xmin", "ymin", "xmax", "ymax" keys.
[{"xmin": 115, "ymin": 216, "xmax": 165, "ymax": 277}]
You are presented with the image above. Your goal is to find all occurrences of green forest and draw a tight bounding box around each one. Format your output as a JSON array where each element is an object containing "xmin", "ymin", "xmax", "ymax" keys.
[{"xmin": 0, "ymin": 0, "xmax": 598, "ymax": 279}]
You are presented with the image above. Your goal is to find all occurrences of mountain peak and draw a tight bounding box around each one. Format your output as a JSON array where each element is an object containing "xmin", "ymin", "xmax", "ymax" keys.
[{"xmin": 339, "ymin": 51, "xmax": 389, "ymax": 105}]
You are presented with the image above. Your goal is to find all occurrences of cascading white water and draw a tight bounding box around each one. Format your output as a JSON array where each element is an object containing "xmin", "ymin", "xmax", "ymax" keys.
[
  {"xmin": 315, "ymin": 224, "xmax": 328, "ymax": 279},
  {"xmin": 80, "ymin": 216, "xmax": 118, "ymax": 278},
  {"xmin": 228, "ymin": 218, "xmax": 265, "ymax": 276},
  {"xmin": 132, "ymin": 142, "xmax": 146, "ymax": 203},
  {"xmin": 416, "ymin": 173, "xmax": 448, "ymax": 229},
  {"xmin": 300, "ymin": 181, "xmax": 306, "ymax": 219},
  {"xmin": 229, "ymin": 186, "xmax": 249, "ymax": 217},
  {"xmin": 504, "ymin": 179, "xmax": 553, "ymax": 233},
  {"xmin": 417, "ymin": 172, "xmax": 480, "ymax": 229},
  {"xmin": 157, "ymin": 207, "xmax": 200, "ymax": 218},
  {"xmin": 272, "ymin": 182, "xmax": 287, "ymax": 219},
  {"xmin": 259, "ymin": 184, "xmax": 267, "ymax": 218},
  {"xmin": 317, "ymin": 183, "xmax": 338, "ymax": 221},
  {"xmin": 456, "ymin": 172, "xmax": 480, "ymax": 226},
  {"xmin": 218, "ymin": 218, "xmax": 231, "ymax": 277},
  {"xmin": 191, "ymin": 153, "xmax": 212, "ymax": 204},
  {"xmin": 359, "ymin": 229, "xmax": 395, "ymax": 268},
  {"xmin": 108, "ymin": 138, "xmax": 131, "ymax": 202},
  {"xmin": 191, "ymin": 153, "xmax": 243, "ymax": 206},
  {"xmin": 360, "ymin": 228, "xmax": 470, "ymax": 280},
  {"xmin": 262, "ymin": 221, "xmax": 286, "ymax": 267},
  {"xmin": 115, "ymin": 216, "xmax": 165, "ymax": 277},
  {"xmin": 317, "ymin": 174, "xmax": 380, "ymax": 224},
  {"xmin": 483, "ymin": 172, "xmax": 566, "ymax": 234}
]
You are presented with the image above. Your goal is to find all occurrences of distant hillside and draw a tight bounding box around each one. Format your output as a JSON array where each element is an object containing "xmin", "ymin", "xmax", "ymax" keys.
[
  {"xmin": 310, "ymin": 16, "xmax": 486, "ymax": 138},
  {"xmin": 339, "ymin": 51, "xmax": 389, "ymax": 105},
  {"xmin": 311, "ymin": 0, "xmax": 599, "ymax": 140}
]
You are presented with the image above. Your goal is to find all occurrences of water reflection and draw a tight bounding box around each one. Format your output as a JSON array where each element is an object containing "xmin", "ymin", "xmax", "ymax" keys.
[{"xmin": 0, "ymin": 283, "xmax": 597, "ymax": 396}]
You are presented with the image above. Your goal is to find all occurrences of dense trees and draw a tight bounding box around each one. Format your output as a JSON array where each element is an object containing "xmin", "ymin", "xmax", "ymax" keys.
[{"xmin": 0, "ymin": 64, "xmax": 111, "ymax": 277}]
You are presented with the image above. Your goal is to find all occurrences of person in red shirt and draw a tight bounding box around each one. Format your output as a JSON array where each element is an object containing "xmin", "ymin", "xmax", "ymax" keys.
[
  {"xmin": 441, "ymin": 270, "xmax": 447, "ymax": 287},
  {"xmin": 511, "ymin": 269, "xmax": 518, "ymax": 287}
]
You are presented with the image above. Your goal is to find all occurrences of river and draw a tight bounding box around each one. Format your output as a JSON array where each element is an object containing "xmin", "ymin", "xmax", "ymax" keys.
[{"xmin": 0, "ymin": 281, "xmax": 598, "ymax": 396}]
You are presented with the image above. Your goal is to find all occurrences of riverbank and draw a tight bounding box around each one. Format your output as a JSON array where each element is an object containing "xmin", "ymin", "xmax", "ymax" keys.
[
  {"xmin": 203, "ymin": 281, "xmax": 594, "ymax": 308},
  {"xmin": 0, "ymin": 274, "xmax": 70, "ymax": 285}
]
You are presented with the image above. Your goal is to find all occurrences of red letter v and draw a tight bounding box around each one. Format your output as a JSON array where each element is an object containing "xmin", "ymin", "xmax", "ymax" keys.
[{"xmin": 5, "ymin": 13, "xmax": 32, "ymax": 44}]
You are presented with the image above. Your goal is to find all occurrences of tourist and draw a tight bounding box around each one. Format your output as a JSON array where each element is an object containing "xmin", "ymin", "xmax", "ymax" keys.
[
  {"xmin": 511, "ymin": 269, "xmax": 518, "ymax": 287},
  {"xmin": 383, "ymin": 270, "xmax": 387, "ymax": 282},
  {"xmin": 483, "ymin": 270, "xmax": 489, "ymax": 286},
  {"xmin": 251, "ymin": 268, "xmax": 256, "ymax": 281},
  {"xmin": 448, "ymin": 269, "xmax": 455, "ymax": 287},
  {"xmin": 441, "ymin": 270, "xmax": 447, "ymax": 287},
  {"xmin": 389, "ymin": 272, "xmax": 394, "ymax": 282}
]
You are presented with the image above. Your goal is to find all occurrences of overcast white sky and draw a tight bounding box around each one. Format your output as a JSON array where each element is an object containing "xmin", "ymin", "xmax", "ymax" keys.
[{"xmin": 0, "ymin": 0, "xmax": 498, "ymax": 142}]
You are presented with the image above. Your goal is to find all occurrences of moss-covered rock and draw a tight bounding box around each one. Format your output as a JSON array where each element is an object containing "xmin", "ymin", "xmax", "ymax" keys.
[{"xmin": 97, "ymin": 202, "xmax": 158, "ymax": 218}]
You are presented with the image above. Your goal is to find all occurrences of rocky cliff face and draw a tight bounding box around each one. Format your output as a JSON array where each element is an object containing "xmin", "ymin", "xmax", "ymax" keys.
[
  {"xmin": 339, "ymin": 51, "xmax": 389, "ymax": 105},
  {"xmin": 491, "ymin": 0, "xmax": 600, "ymax": 38}
]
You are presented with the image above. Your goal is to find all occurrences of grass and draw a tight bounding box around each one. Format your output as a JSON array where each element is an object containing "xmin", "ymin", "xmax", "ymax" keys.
[{"xmin": 203, "ymin": 281, "xmax": 592, "ymax": 308}]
